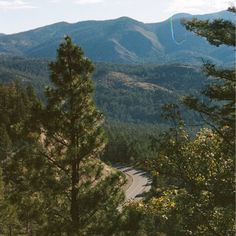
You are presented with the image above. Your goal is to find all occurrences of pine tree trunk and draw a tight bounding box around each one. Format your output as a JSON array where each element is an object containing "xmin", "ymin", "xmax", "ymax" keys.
[
  {"xmin": 71, "ymin": 159, "xmax": 78, "ymax": 234},
  {"xmin": 8, "ymin": 226, "xmax": 12, "ymax": 236}
]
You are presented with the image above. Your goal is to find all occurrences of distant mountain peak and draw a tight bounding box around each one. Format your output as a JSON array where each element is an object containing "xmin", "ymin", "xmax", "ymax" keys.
[
  {"xmin": 116, "ymin": 16, "xmax": 135, "ymax": 21},
  {"xmin": 171, "ymin": 13, "xmax": 192, "ymax": 20},
  {"xmin": 109, "ymin": 16, "xmax": 143, "ymax": 24}
]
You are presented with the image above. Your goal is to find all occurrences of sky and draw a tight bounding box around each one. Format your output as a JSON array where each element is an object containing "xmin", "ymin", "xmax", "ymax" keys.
[{"xmin": 0, "ymin": 0, "xmax": 235, "ymax": 34}]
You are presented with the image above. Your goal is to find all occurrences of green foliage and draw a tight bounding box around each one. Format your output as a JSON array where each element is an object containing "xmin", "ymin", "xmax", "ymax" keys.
[
  {"xmin": 0, "ymin": 167, "xmax": 19, "ymax": 235},
  {"xmin": 184, "ymin": 18, "xmax": 235, "ymax": 47},
  {"xmin": 41, "ymin": 36, "xmax": 124, "ymax": 234},
  {"xmin": 120, "ymin": 125, "xmax": 235, "ymax": 235},
  {"xmin": 0, "ymin": 82, "xmax": 45, "ymax": 234},
  {"xmin": 103, "ymin": 121, "xmax": 166, "ymax": 165},
  {"xmin": 183, "ymin": 8, "xmax": 235, "ymax": 148}
]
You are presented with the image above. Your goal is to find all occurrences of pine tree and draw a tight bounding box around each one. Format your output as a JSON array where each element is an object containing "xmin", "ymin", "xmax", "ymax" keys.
[
  {"xmin": 0, "ymin": 124, "xmax": 12, "ymax": 161},
  {"xmin": 0, "ymin": 162, "xmax": 19, "ymax": 235},
  {"xmin": 182, "ymin": 7, "xmax": 235, "ymax": 148},
  {"xmin": 0, "ymin": 82, "xmax": 48, "ymax": 234},
  {"xmin": 42, "ymin": 36, "xmax": 124, "ymax": 234}
]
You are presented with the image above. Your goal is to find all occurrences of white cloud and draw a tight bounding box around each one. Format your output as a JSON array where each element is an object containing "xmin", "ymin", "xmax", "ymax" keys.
[
  {"xmin": 74, "ymin": 0, "xmax": 104, "ymax": 5},
  {"xmin": 167, "ymin": 0, "xmax": 236, "ymax": 15},
  {"xmin": 0, "ymin": 0, "xmax": 36, "ymax": 10}
]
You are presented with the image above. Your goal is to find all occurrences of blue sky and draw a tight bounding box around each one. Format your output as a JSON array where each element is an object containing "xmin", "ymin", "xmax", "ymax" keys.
[{"xmin": 0, "ymin": 0, "xmax": 234, "ymax": 34}]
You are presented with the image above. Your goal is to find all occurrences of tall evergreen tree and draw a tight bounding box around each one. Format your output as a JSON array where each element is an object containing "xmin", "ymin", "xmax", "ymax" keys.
[{"xmin": 42, "ymin": 36, "xmax": 124, "ymax": 235}]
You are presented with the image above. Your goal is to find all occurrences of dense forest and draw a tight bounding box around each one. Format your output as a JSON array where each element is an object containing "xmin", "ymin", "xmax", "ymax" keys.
[
  {"xmin": 0, "ymin": 56, "xmax": 207, "ymax": 123},
  {"xmin": 0, "ymin": 7, "xmax": 235, "ymax": 236}
]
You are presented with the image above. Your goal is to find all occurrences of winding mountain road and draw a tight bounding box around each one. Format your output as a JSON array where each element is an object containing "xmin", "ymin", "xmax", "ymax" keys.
[{"xmin": 115, "ymin": 165, "xmax": 152, "ymax": 201}]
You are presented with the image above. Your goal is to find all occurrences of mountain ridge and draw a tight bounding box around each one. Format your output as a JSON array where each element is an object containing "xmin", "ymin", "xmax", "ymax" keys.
[{"xmin": 0, "ymin": 10, "xmax": 234, "ymax": 65}]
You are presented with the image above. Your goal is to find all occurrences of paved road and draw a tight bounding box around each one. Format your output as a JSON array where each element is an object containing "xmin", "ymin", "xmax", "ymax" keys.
[{"xmin": 115, "ymin": 165, "xmax": 152, "ymax": 201}]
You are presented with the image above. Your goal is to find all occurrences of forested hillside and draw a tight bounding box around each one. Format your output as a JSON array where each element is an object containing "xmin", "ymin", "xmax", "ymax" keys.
[{"xmin": 0, "ymin": 56, "xmax": 207, "ymax": 123}]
